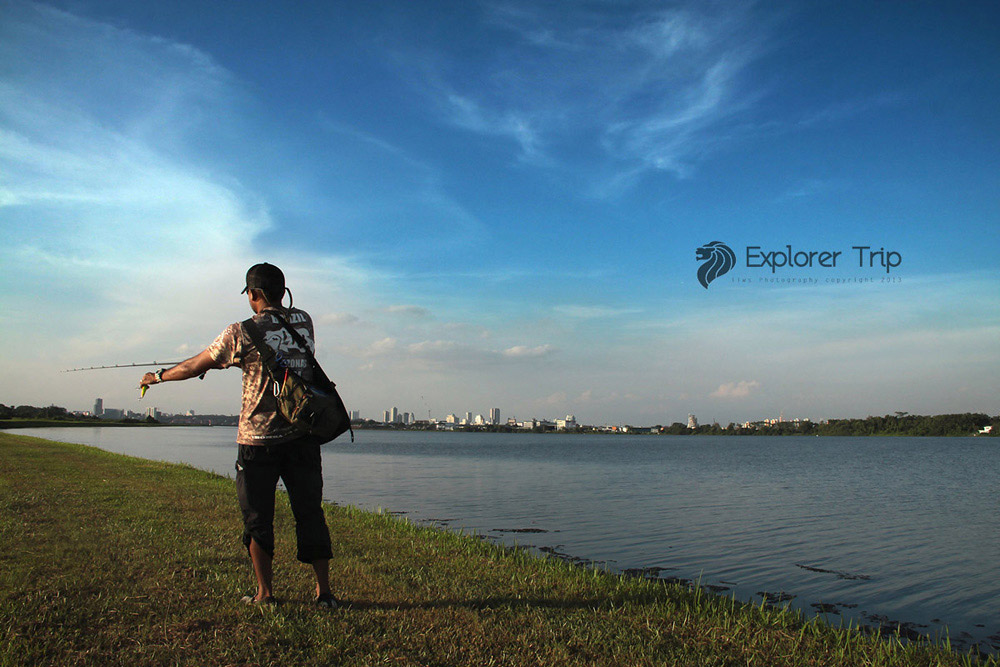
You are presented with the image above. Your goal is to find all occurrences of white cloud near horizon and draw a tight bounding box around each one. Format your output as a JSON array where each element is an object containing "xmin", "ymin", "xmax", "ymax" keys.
[
  {"xmin": 555, "ymin": 305, "xmax": 642, "ymax": 319},
  {"xmin": 320, "ymin": 312, "xmax": 361, "ymax": 326},
  {"xmin": 384, "ymin": 305, "xmax": 432, "ymax": 318},
  {"xmin": 616, "ymin": 274, "xmax": 1000, "ymax": 420},
  {"xmin": 502, "ymin": 344, "xmax": 554, "ymax": 358},
  {"xmin": 710, "ymin": 380, "xmax": 761, "ymax": 399}
]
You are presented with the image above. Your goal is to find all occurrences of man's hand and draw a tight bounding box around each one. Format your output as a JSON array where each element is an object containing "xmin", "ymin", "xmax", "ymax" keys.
[{"xmin": 138, "ymin": 349, "xmax": 221, "ymax": 390}]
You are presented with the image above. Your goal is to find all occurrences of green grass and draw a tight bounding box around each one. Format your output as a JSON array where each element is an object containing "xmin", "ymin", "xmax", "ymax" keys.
[{"xmin": 0, "ymin": 432, "xmax": 994, "ymax": 667}]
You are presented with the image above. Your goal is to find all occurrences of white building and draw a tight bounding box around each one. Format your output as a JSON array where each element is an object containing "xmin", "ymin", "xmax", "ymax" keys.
[
  {"xmin": 555, "ymin": 415, "xmax": 578, "ymax": 429},
  {"xmin": 687, "ymin": 414, "xmax": 698, "ymax": 429},
  {"xmin": 490, "ymin": 407, "xmax": 500, "ymax": 425}
]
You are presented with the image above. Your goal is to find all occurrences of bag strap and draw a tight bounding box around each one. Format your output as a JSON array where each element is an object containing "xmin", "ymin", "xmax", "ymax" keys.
[
  {"xmin": 267, "ymin": 309, "xmax": 335, "ymax": 390},
  {"xmin": 241, "ymin": 317, "xmax": 285, "ymax": 387}
]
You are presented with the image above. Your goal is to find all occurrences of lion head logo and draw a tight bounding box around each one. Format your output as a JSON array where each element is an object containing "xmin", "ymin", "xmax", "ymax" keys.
[{"xmin": 695, "ymin": 241, "xmax": 736, "ymax": 289}]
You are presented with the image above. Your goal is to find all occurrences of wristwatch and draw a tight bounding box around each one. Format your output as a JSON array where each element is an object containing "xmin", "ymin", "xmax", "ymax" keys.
[{"xmin": 154, "ymin": 368, "xmax": 166, "ymax": 383}]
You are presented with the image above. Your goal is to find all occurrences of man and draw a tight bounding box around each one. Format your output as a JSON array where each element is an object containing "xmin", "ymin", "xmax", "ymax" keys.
[{"xmin": 140, "ymin": 263, "xmax": 338, "ymax": 609}]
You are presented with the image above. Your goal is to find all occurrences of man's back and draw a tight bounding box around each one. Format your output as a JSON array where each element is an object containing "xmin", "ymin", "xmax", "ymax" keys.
[{"xmin": 208, "ymin": 306, "xmax": 317, "ymax": 445}]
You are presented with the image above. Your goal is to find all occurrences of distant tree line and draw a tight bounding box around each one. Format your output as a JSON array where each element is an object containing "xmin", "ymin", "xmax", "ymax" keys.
[
  {"xmin": 0, "ymin": 404, "xmax": 156, "ymax": 424},
  {"xmin": 656, "ymin": 413, "xmax": 997, "ymax": 437},
  {"xmin": 0, "ymin": 404, "xmax": 88, "ymax": 420},
  {"xmin": 816, "ymin": 412, "xmax": 996, "ymax": 437}
]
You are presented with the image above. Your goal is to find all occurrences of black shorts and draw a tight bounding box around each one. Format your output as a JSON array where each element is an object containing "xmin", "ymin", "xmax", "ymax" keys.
[{"xmin": 235, "ymin": 437, "xmax": 333, "ymax": 563}]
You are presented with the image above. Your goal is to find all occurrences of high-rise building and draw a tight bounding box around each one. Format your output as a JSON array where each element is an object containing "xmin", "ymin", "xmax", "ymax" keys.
[
  {"xmin": 465, "ymin": 411, "xmax": 472, "ymax": 423},
  {"xmin": 489, "ymin": 407, "xmax": 500, "ymax": 425},
  {"xmin": 93, "ymin": 398, "xmax": 103, "ymax": 416},
  {"xmin": 688, "ymin": 414, "xmax": 698, "ymax": 429},
  {"xmin": 446, "ymin": 414, "xmax": 458, "ymax": 424},
  {"xmin": 390, "ymin": 407, "xmax": 399, "ymax": 423},
  {"xmin": 350, "ymin": 410, "xmax": 360, "ymax": 421},
  {"xmin": 383, "ymin": 410, "xmax": 391, "ymax": 423},
  {"xmin": 402, "ymin": 412, "xmax": 411, "ymax": 425}
]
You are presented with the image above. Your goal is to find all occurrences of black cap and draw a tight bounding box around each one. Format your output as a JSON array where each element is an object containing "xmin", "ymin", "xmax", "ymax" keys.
[{"xmin": 241, "ymin": 263, "xmax": 285, "ymax": 295}]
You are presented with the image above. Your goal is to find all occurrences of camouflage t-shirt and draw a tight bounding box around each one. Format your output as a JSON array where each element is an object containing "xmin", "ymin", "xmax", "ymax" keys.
[{"xmin": 207, "ymin": 307, "xmax": 318, "ymax": 446}]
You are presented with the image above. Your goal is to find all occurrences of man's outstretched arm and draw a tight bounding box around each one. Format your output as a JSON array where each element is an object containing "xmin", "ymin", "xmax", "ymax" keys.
[{"xmin": 140, "ymin": 349, "xmax": 221, "ymax": 388}]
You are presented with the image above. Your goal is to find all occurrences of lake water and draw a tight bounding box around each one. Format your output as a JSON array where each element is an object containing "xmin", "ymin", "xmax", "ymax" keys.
[{"xmin": 15, "ymin": 427, "xmax": 999, "ymax": 651}]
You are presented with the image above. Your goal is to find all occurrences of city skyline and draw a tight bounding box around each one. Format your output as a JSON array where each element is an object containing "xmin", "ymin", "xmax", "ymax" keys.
[
  {"xmin": 71, "ymin": 395, "xmax": 877, "ymax": 431},
  {"xmin": 1, "ymin": 2, "xmax": 998, "ymax": 424}
]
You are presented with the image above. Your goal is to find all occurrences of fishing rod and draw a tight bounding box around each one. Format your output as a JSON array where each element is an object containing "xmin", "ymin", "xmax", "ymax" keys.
[
  {"xmin": 62, "ymin": 362, "xmax": 184, "ymax": 373},
  {"xmin": 62, "ymin": 362, "xmax": 208, "ymax": 399}
]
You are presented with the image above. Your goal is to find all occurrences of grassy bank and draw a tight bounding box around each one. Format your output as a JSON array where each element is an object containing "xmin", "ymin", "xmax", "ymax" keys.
[{"xmin": 0, "ymin": 432, "xmax": 993, "ymax": 666}]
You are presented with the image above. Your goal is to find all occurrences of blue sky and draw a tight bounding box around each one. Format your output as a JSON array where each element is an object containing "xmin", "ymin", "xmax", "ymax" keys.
[{"xmin": 1, "ymin": 0, "xmax": 998, "ymax": 425}]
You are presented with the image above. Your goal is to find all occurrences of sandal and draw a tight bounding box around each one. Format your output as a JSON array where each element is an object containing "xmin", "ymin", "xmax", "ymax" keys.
[
  {"xmin": 316, "ymin": 592, "xmax": 339, "ymax": 609},
  {"xmin": 241, "ymin": 592, "xmax": 279, "ymax": 606}
]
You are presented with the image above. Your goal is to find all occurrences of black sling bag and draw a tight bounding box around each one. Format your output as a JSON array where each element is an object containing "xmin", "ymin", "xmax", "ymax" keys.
[{"xmin": 242, "ymin": 310, "xmax": 353, "ymax": 443}]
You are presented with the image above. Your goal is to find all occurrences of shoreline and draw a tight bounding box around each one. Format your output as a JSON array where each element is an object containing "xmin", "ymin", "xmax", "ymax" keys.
[
  {"xmin": 0, "ymin": 420, "xmax": 176, "ymax": 429},
  {"xmin": 2, "ymin": 431, "xmax": 995, "ymax": 666},
  {"xmin": 4, "ymin": 419, "xmax": 995, "ymax": 438}
]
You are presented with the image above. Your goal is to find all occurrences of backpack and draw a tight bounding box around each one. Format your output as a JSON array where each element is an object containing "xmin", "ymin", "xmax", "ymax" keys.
[{"xmin": 242, "ymin": 311, "xmax": 353, "ymax": 444}]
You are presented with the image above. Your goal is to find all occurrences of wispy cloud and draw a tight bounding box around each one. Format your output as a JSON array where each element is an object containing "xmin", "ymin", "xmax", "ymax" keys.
[
  {"xmin": 404, "ymin": 2, "xmax": 768, "ymax": 181},
  {"xmin": 0, "ymin": 3, "xmax": 270, "ymax": 328},
  {"xmin": 443, "ymin": 92, "xmax": 542, "ymax": 160},
  {"xmin": 0, "ymin": 1, "xmax": 377, "ymax": 411},
  {"xmin": 796, "ymin": 91, "xmax": 905, "ymax": 129},
  {"xmin": 314, "ymin": 115, "xmax": 487, "ymax": 245}
]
